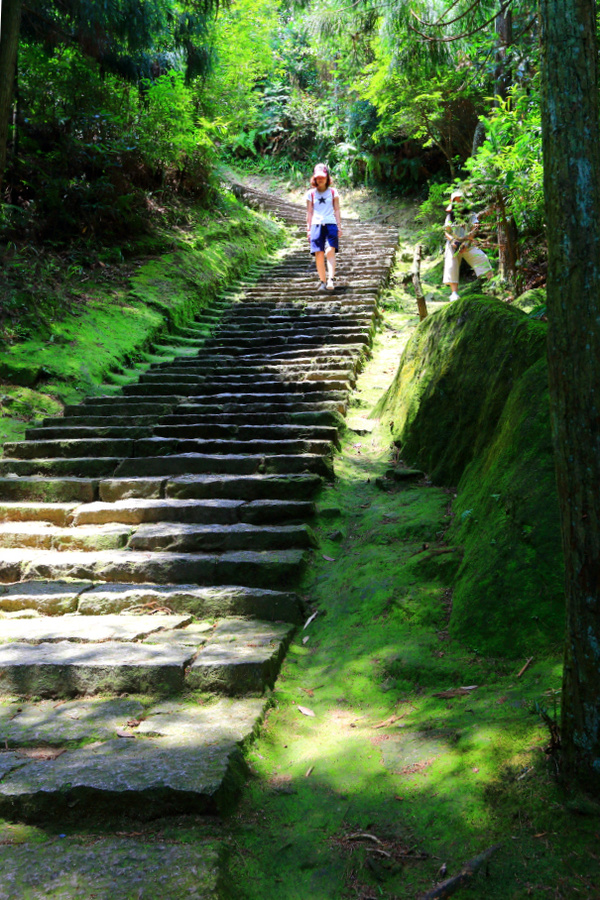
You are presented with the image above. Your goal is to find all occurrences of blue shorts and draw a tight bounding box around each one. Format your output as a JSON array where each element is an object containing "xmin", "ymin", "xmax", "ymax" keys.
[{"xmin": 310, "ymin": 223, "xmax": 339, "ymax": 255}]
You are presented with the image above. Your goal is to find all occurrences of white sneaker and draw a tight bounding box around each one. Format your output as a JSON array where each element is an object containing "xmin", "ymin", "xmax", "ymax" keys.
[
  {"xmin": 326, "ymin": 278, "xmax": 335, "ymax": 292},
  {"xmin": 449, "ymin": 291, "xmax": 460, "ymax": 301}
]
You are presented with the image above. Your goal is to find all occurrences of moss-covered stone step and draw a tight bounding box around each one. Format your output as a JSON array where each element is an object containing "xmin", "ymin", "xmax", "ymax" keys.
[
  {"xmin": 113, "ymin": 452, "xmax": 334, "ymax": 480},
  {"xmin": 0, "ymin": 581, "xmax": 303, "ymax": 622},
  {"xmin": 0, "ymin": 521, "xmax": 133, "ymax": 551},
  {"xmin": 0, "ymin": 547, "xmax": 308, "ymax": 588},
  {"xmin": 0, "ymin": 477, "xmax": 98, "ymax": 503},
  {"xmin": 62, "ymin": 401, "xmax": 177, "ymax": 417},
  {"xmin": 70, "ymin": 497, "xmax": 315, "ymax": 527},
  {"xmin": 98, "ymin": 472, "xmax": 323, "ymax": 503},
  {"xmin": 0, "ymin": 838, "xmax": 224, "ymax": 898},
  {"xmin": 122, "ymin": 386, "xmax": 349, "ymax": 403},
  {"xmin": 0, "ymin": 501, "xmax": 79, "ymax": 525}
]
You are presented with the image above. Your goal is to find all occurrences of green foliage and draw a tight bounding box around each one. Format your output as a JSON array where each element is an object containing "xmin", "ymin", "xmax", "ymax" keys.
[{"xmin": 465, "ymin": 82, "xmax": 544, "ymax": 236}]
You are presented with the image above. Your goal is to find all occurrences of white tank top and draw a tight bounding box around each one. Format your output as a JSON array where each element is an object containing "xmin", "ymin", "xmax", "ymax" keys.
[{"xmin": 307, "ymin": 187, "xmax": 339, "ymax": 226}]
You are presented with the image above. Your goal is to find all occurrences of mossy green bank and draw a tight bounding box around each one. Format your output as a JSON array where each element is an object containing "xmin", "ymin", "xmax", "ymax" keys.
[{"xmin": 0, "ymin": 193, "xmax": 286, "ymax": 447}]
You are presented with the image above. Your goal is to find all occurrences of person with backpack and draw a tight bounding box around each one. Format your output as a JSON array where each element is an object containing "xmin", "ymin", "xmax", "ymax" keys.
[
  {"xmin": 444, "ymin": 189, "xmax": 492, "ymax": 300},
  {"xmin": 306, "ymin": 163, "xmax": 342, "ymax": 292}
]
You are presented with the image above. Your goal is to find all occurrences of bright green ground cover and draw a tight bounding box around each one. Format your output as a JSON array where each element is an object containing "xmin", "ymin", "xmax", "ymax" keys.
[
  {"xmin": 227, "ymin": 291, "xmax": 598, "ymax": 900},
  {"xmin": 0, "ymin": 193, "xmax": 286, "ymax": 446}
]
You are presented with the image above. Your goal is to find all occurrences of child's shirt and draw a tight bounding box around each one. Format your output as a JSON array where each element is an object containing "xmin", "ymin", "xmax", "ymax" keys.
[
  {"xmin": 307, "ymin": 187, "xmax": 340, "ymax": 226},
  {"xmin": 445, "ymin": 211, "xmax": 479, "ymax": 241}
]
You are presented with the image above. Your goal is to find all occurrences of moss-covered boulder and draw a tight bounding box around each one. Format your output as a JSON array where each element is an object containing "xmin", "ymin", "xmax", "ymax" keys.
[
  {"xmin": 376, "ymin": 296, "xmax": 547, "ymax": 485},
  {"xmin": 377, "ymin": 295, "xmax": 564, "ymax": 657},
  {"xmin": 448, "ymin": 356, "xmax": 564, "ymax": 656}
]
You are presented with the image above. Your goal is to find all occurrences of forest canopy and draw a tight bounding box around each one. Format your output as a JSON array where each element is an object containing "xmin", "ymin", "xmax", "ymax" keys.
[{"xmin": 1, "ymin": 0, "xmax": 540, "ymax": 278}]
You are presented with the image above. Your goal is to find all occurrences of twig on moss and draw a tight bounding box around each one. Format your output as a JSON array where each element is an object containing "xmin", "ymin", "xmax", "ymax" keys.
[{"xmin": 417, "ymin": 843, "xmax": 502, "ymax": 899}]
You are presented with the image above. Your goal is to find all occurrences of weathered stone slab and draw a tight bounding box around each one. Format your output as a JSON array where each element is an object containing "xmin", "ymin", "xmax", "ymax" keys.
[
  {"xmin": 0, "ymin": 548, "xmax": 219, "ymax": 585},
  {"xmin": 114, "ymin": 452, "xmax": 333, "ymax": 479},
  {"xmin": 0, "ymin": 838, "xmax": 224, "ymax": 899},
  {"xmin": 0, "ymin": 737, "xmax": 246, "ymax": 819},
  {"xmin": 77, "ymin": 583, "xmax": 304, "ymax": 623},
  {"xmin": 0, "ymin": 641, "xmax": 195, "ymax": 696},
  {"xmin": 0, "ymin": 614, "xmax": 192, "ymax": 644},
  {"xmin": 0, "ymin": 458, "xmax": 122, "ymax": 478},
  {"xmin": 0, "ymin": 698, "xmax": 145, "ymax": 746},
  {"xmin": 99, "ymin": 477, "xmax": 166, "ymax": 502},
  {"xmin": 71, "ymin": 497, "xmax": 244, "ymax": 526},
  {"xmin": 188, "ymin": 619, "xmax": 294, "ymax": 695},
  {"xmin": 126, "ymin": 522, "xmax": 316, "ymax": 553},
  {"xmin": 0, "ymin": 522, "xmax": 132, "ymax": 552},
  {"xmin": 134, "ymin": 696, "xmax": 267, "ymax": 745},
  {"xmin": 0, "ymin": 582, "xmax": 92, "ymax": 616},
  {"xmin": 165, "ymin": 473, "xmax": 322, "ymax": 501},
  {"xmin": 0, "ymin": 478, "xmax": 97, "ymax": 503},
  {"xmin": 0, "ymin": 502, "xmax": 79, "ymax": 526},
  {"xmin": 3, "ymin": 438, "xmax": 135, "ymax": 460}
]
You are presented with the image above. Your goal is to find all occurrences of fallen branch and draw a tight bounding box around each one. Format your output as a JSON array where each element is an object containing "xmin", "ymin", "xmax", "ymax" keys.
[
  {"xmin": 418, "ymin": 843, "xmax": 502, "ymax": 899},
  {"xmin": 516, "ymin": 656, "xmax": 534, "ymax": 678}
]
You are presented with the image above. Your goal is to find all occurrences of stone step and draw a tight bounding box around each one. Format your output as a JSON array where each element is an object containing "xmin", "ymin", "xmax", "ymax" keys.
[
  {"xmin": 137, "ymin": 374, "xmax": 351, "ymax": 392},
  {"xmin": 70, "ymin": 497, "xmax": 315, "ymax": 527},
  {"xmin": 26, "ymin": 425, "xmax": 154, "ymax": 440},
  {"xmin": 0, "ymin": 458, "xmax": 122, "ymax": 478},
  {"xmin": 0, "ymin": 501, "xmax": 79, "ymax": 526},
  {"xmin": 0, "ymin": 477, "xmax": 98, "ymax": 503},
  {"xmin": 158, "ymin": 411, "xmax": 344, "ymax": 429},
  {"xmin": 99, "ymin": 472, "xmax": 323, "ymax": 502},
  {"xmin": 0, "ymin": 694, "xmax": 268, "ymax": 821},
  {"xmin": 134, "ymin": 436, "xmax": 334, "ymax": 457},
  {"xmin": 0, "ymin": 616, "xmax": 293, "ymax": 698},
  {"xmin": 126, "ymin": 522, "xmax": 317, "ymax": 553},
  {"xmin": 0, "ymin": 581, "xmax": 304, "ymax": 622},
  {"xmin": 0, "ymin": 520, "xmax": 315, "ymax": 553},
  {"xmin": 0, "ymin": 614, "xmax": 192, "ymax": 644},
  {"xmin": 0, "ymin": 522, "xmax": 133, "ymax": 551},
  {"xmin": 0, "ymin": 547, "xmax": 309, "ymax": 588},
  {"xmin": 0, "ymin": 838, "xmax": 224, "ymax": 896},
  {"xmin": 170, "ymin": 399, "xmax": 347, "ymax": 415},
  {"xmin": 4, "ymin": 439, "xmax": 134, "ymax": 460},
  {"xmin": 112, "ymin": 452, "xmax": 334, "ymax": 480},
  {"xmin": 6, "ymin": 436, "xmax": 335, "ymax": 460}
]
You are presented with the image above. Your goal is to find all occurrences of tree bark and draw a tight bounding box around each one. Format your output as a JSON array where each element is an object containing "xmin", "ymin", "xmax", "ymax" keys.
[
  {"xmin": 539, "ymin": 0, "xmax": 600, "ymax": 794},
  {"xmin": 412, "ymin": 244, "xmax": 428, "ymax": 321},
  {"xmin": 0, "ymin": 0, "xmax": 22, "ymax": 191}
]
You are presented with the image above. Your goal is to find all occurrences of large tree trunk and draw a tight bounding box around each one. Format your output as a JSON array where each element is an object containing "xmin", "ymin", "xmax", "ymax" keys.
[
  {"xmin": 539, "ymin": 0, "xmax": 600, "ymax": 795},
  {"xmin": 0, "ymin": 0, "xmax": 22, "ymax": 192}
]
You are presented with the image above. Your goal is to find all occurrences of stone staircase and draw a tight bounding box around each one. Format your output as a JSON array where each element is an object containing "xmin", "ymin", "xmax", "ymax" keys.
[{"xmin": 0, "ymin": 186, "xmax": 397, "ymax": 828}]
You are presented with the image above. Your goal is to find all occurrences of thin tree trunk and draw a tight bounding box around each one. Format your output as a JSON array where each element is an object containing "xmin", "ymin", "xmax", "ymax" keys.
[
  {"xmin": 539, "ymin": 0, "xmax": 600, "ymax": 795},
  {"xmin": 494, "ymin": 10, "xmax": 518, "ymax": 287},
  {"xmin": 0, "ymin": 0, "xmax": 22, "ymax": 192},
  {"xmin": 412, "ymin": 245, "xmax": 428, "ymax": 321}
]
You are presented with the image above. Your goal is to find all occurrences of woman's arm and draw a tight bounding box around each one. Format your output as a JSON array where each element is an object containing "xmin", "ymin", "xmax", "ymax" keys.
[
  {"xmin": 333, "ymin": 195, "xmax": 342, "ymax": 234},
  {"xmin": 306, "ymin": 197, "xmax": 313, "ymax": 239}
]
